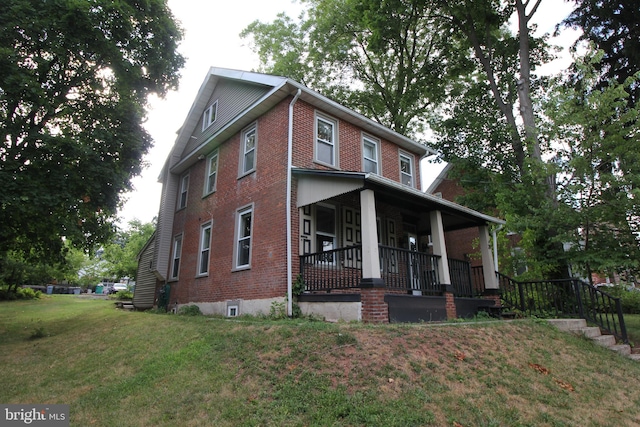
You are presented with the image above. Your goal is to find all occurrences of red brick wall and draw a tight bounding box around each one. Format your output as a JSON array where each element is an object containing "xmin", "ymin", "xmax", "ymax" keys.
[
  {"xmin": 169, "ymin": 96, "xmax": 425, "ymax": 307},
  {"xmin": 291, "ymin": 100, "xmax": 421, "ymax": 188},
  {"xmin": 170, "ymin": 100, "xmax": 290, "ymax": 305}
]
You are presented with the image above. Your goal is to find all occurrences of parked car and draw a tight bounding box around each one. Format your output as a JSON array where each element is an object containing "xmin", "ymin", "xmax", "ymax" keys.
[{"xmin": 109, "ymin": 283, "xmax": 128, "ymax": 294}]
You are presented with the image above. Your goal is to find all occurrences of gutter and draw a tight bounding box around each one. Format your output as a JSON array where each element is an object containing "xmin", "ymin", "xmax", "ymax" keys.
[{"xmin": 286, "ymin": 89, "xmax": 302, "ymax": 317}]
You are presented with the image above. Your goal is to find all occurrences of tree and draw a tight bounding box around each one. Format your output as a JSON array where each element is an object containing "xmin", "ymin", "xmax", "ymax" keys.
[
  {"xmin": 101, "ymin": 219, "xmax": 155, "ymax": 281},
  {"xmin": 564, "ymin": 0, "xmax": 640, "ymax": 106},
  {"xmin": 544, "ymin": 50, "xmax": 640, "ymax": 282},
  {"xmin": 0, "ymin": 0, "xmax": 184, "ymax": 266},
  {"xmin": 242, "ymin": 0, "xmax": 463, "ymax": 136}
]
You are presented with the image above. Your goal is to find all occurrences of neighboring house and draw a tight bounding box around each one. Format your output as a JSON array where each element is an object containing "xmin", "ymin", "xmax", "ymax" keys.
[{"xmin": 134, "ymin": 67, "xmax": 505, "ymax": 322}]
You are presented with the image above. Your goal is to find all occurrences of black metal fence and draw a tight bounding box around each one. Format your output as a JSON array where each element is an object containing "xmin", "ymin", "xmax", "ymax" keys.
[
  {"xmin": 449, "ymin": 258, "xmax": 475, "ymax": 297},
  {"xmin": 498, "ymin": 273, "xmax": 628, "ymax": 343}
]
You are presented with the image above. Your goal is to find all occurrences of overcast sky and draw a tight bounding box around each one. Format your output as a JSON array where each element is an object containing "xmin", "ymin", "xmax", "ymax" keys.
[{"xmin": 117, "ymin": 0, "xmax": 579, "ymax": 228}]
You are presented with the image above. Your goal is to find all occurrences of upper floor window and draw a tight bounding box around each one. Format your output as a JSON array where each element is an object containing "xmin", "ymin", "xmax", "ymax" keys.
[
  {"xmin": 315, "ymin": 114, "xmax": 337, "ymax": 167},
  {"xmin": 234, "ymin": 206, "xmax": 253, "ymax": 269},
  {"xmin": 202, "ymin": 101, "xmax": 218, "ymax": 131},
  {"xmin": 363, "ymin": 135, "xmax": 379, "ymax": 174},
  {"xmin": 399, "ymin": 152, "xmax": 414, "ymax": 187},
  {"xmin": 177, "ymin": 174, "xmax": 189, "ymax": 209},
  {"xmin": 171, "ymin": 235, "xmax": 182, "ymax": 279},
  {"xmin": 198, "ymin": 222, "xmax": 212, "ymax": 276},
  {"xmin": 241, "ymin": 123, "xmax": 257, "ymax": 175},
  {"xmin": 205, "ymin": 150, "xmax": 219, "ymax": 195}
]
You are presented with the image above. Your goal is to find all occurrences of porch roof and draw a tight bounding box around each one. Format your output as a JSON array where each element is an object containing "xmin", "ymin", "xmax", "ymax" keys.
[{"xmin": 293, "ymin": 169, "xmax": 505, "ymax": 231}]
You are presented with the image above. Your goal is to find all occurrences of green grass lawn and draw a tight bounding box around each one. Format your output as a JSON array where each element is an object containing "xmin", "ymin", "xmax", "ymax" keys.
[{"xmin": 3, "ymin": 295, "xmax": 640, "ymax": 426}]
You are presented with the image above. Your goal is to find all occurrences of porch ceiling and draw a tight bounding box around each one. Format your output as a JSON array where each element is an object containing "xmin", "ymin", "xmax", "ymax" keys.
[{"xmin": 293, "ymin": 169, "xmax": 504, "ymax": 231}]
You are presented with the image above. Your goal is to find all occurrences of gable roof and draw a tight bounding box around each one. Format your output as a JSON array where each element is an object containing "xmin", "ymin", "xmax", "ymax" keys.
[{"xmin": 161, "ymin": 67, "xmax": 436, "ymax": 178}]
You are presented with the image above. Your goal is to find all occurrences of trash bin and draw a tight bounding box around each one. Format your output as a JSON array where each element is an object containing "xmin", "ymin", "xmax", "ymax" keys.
[
  {"xmin": 73, "ymin": 288, "xmax": 81, "ymax": 295},
  {"xmin": 46, "ymin": 285, "xmax": 54, "ymax": 295},
  {"xmin": 96, "ymin": 285, "xmax": 103, "ymax": 295}
]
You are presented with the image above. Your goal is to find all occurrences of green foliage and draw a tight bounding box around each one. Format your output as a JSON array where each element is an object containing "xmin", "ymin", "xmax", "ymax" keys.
[
  {"xmin": 606, "ymin": 285, "xmax": 640, "ymax": 314},
  {"xmin": 109, "ymin": 290, "xmax": 133, "ymax": 301},
  {"xmin": 241, "ymin": 0, "xmax": 463, "ymax": 136},
  {"xmin": 0, "ymin": 0, "xmax": 184, "ymax": 264},
  {"xmin": 101, "ymin": 219, "xmax": 156, "ymax": 281},
  {"xmin": 0, "ymin": 286, "xmax": 41, "ymax": 301},
  {"xmin": 268, "ymin": 300, "xmax": 288, "ymax": 320},
  {"xmin": 177, "ymin": 305, "xmax": 203, "ymax": 317}
]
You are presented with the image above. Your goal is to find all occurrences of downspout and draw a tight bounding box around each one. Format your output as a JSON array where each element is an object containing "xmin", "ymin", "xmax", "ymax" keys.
[
  {"xmin": 287, "ymin": 89, "xmax": 302, "ymax": 317},
  {"xmin": 493, "ymin": 224, "xmax": 504, "ymax": 272}
]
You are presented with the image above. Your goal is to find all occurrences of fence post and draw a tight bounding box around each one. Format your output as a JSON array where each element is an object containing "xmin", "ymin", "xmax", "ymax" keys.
[
  {"xmin": 573, "ymin": 280, "xmax": 585, "ymax": 319},
  {"xmin": 615, "ymin": 299, "xmax": 629, "ymax": 344},
  {"xmin": 517, "ymin": 281, "xmax": 526, "ymax": 313}
]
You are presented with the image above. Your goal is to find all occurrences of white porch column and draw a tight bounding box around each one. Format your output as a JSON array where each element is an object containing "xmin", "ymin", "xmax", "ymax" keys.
[
  {"xmin": 430, "ymin": 210, "xmax": 451, "ymax": 286},
  {"xmin": 360, "ymin": 189, "xmax": 381, "ymax": 280},
  {"xmin": 479, "ymin": 225, "xmax": 499, "ymax": 289}
]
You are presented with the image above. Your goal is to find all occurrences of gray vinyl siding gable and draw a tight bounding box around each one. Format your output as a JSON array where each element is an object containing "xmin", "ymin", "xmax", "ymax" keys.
[{"xmin": 183, "ymin": 80, "xmax": 272, "ymax": 156}]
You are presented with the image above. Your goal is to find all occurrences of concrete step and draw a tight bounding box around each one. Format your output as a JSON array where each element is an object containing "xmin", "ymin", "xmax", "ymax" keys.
[
  {"xmin": 547, "ymin": 318, "xmax": 587, "ymax": 331},
  {"xmin": 592, "ymin": 334, "xmax": 616, "ymax": 347},
  {"xmin": 610, "ymin": 344, "xmax": 631, "ymax": 356},
  {"xmin": 571, "ymin": 326, "xmax": 602, "ymax": 339},
  {"xmin": 627, "ymin": 354, "xmax": 640, "ymax": 361}
]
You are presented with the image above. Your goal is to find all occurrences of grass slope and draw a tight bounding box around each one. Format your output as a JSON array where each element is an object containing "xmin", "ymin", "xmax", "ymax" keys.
[{"xmin": 2, "ymin": 296, "xmax": 640, "ymax": 427}]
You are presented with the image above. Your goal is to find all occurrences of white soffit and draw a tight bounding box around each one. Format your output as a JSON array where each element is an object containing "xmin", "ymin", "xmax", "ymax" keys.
[{"xmin": 297, "ymin": 174, "xmax": 364, "ymax": 207}]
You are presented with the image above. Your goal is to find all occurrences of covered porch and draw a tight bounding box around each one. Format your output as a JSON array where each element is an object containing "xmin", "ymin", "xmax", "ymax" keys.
[{"xmin": 293, "ymin": 169, "xmax": 504, "ymax": 323}]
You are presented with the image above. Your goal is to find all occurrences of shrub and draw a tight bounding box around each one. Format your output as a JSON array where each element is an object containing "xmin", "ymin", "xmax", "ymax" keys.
[
  {"xmin": 0, "ymin": 286, "xmax": 41, "ymax": 301},
  {"xmin": 177, "ymin": 304, "xmax": 202, "ymax": 316}
]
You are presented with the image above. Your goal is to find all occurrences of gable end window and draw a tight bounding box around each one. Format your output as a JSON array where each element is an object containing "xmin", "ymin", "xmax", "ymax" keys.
[
  {"xmin": 363, "ymin": 135, "xmax": 379, "ymax": 174},
  {"xmin": 234, "ymin": 206, "xmax": 253, "ymax": 269},
  {"xmin": 198, "ymin": 222, "xmax": 212, "ymax": 276},
  {"xmin": 178, "ymin": 174, "xmax": 189, "ymax": 209},
  {"xmin": 315, "ymin": 114, "xmax": 338, "ymax": 167},
  {"xmin": 171, "ymin": 235, "xmax": 182, "ymax": 279},
  {"xmin": 399, "ymin": 152, "xmax": 414, "ymax": 187},
  {"xmin": 205, "ymin": 150, "xmax": 219, "ymax": 195},
  {"xmin": 202, "ymin": 101, "xmax": 218, "ymax": 131},
  {"xmin": 241, "ymin": 123, "xmax": 257, "ymax": 176}
]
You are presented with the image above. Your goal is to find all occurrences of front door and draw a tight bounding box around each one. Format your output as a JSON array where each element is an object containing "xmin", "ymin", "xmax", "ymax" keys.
[{"xmin": 406, "ymin": 232, "xmax": 421, "ymax": 295}]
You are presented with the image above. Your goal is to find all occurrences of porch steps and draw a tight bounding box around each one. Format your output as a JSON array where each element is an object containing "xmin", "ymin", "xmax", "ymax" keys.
[{"xmin": 547, "ymin": 319, "xmax": 638, "ymax": 360}]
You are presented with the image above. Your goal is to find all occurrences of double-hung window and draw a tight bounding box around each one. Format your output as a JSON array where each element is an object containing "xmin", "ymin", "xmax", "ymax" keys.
[
  {"xmin": 171, "ymin": 235, "xmax": 182, "ymax": 279},
  {"xmin": 235, "ymin": 206, "xmax": 253, "ymax": 269},
  {"xmin": 363, "ymin": 135, "xmax": 379, "ymax": 174},
  {"xmin": 241, "ymin": 123, "xmax": 257, "ymax": 175},
  {"xmin": 205, "ymin": 150, "xmax": 219, "ymax": 195},
  {"xmin": 315, "ymin": 115, "xmax": 337, "ymax": 167},
  {"xmin": 198, "ymin": 223, "xmax": 212, "ymax": 276},
  {"xmin": 178, "ymin": 174, "xmax": 189, "ymax": 209},
  {"xmin": 399, "ymin": 152, "xmax": 414, "ymax": 187},
  {"xmin": 202, "ymin": 101, "xmax": 217, "ymax": 131}
]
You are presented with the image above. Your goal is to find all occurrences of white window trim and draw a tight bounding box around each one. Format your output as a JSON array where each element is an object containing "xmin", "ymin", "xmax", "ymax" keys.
[
  {"xmin": 177, "ymin": 174, "xmax": 189, "ymax": 210},
  {"xmin": 362, "ymin": 134, "xmax": 380, "ymax": 174},
  {"xmin": 198, "ymin": 222, "xmax": 212, "ymax": 276},
  {"xmin": 202, "ymin": 100, "xmax": 218, "ymax": 131},
  {"xmin": 239, "ymin": 122, "xmax": 257, "ymax": 177},
  {"xmin": 314, "ymin": 113, "xmax": 339, "ymax": 168},
  {"xmin": 233, "ymin": 204, "xmax": 254, "ymax": 270},
  {"xmin": 399, "ymin": 151, "xmax": 415, "ymax": 188},
  {"xmin": 204, "ymin": 149, "xmax": 219, "ymax": 195},
  {"xmin": 170, "ymin": 235, "xmax": 182, "ymax": 280}
]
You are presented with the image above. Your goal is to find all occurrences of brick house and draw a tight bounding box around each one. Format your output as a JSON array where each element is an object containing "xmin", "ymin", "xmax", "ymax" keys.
[{"xmin": 134, "ymin": 67, "xmax": 505, "ymax": 322}]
